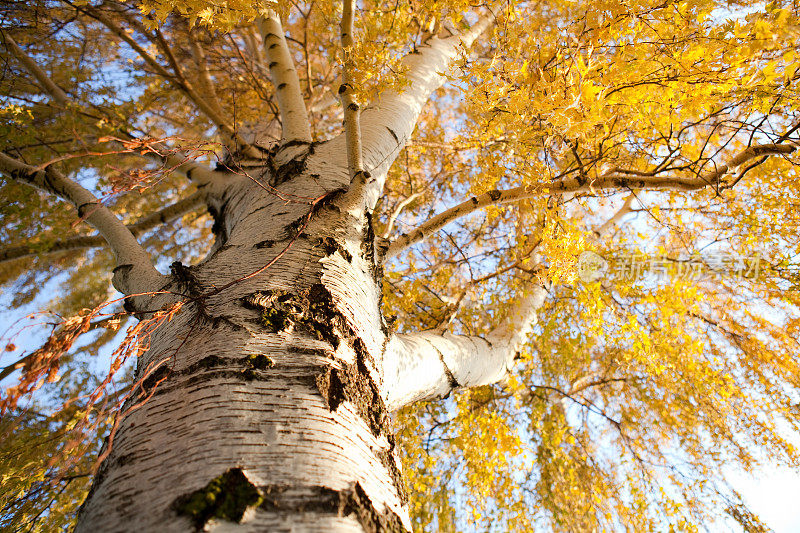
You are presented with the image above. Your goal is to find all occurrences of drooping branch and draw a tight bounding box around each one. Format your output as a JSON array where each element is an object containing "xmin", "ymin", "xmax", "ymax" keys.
[
  {"xmin": 0, "ymin": 314, "xmax": 127, "ymax": 382},
  {"xmin": 386, "ymin": 142, "xmax": 796, "ymax": 257},
  {"xmin": 0, "ymin": 153, "xmax": 165, "ymax": 294},
  {"xmin": 256, "ymin": 11, "xmax": 312, "ymax": 146},
  {"xmin": 0, "ymin": 191, "xmax": 206, "ymax": 264}
]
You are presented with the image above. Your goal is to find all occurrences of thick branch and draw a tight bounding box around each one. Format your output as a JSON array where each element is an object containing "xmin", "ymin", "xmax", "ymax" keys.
[
  {"xmin": 304, "ymin": 9, "xmax": 493, "ymax": 198},
  {"xmin": 0, "ymin": 191, "xmax": 205, "ymax": 264},
  {"xmin": 356, "ymin": 14, "xmax": 494, "ymax": 205},
  {"xmin": 387, "ymin": 142, "xmax": 796, "ymax": 257},
  {"xmin": 386, "ymin": 187, "xmax": 524, "ymax": 257},
  {"xmin": 0, "ymin": 153, "xmax": 165, "ymax": 294},
  {"xmin": 338, "ymin": 0, "xmax": 364, "ymax": 179},
  {"xmin": 256, "ymin": 12, "xmax": 312, "ymax": 145},
  {"xmin": 382, "ymin": 183, "xmax": 642, "ymax": 410},
  {"xmin": 383, "ymin": 288, "xmax": 547, "ymax": 410},
  {"xmin": 385, "ymin": 185, "xmax": 647, "ymax": 409}
]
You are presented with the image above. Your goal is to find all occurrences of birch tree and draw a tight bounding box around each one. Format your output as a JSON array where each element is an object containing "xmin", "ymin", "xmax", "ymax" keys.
[{"xmin": 1, "ymin": 0, "xmax": 800, "ymax": 531}]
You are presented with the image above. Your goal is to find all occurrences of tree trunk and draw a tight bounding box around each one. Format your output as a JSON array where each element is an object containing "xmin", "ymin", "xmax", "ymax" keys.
[
  {"xmin": 74, "ymin": 20, "xmax": 525, "ymax": 532},
  {"xmin": 76, "ymin": 152, "xmax": 410, "ymax": 532}
]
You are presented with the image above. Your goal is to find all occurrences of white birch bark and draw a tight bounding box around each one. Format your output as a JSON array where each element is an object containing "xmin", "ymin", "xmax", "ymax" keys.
[
  {"xmin": 74, "ymin": 9, "xmax": 528, "ymax": 533},
  {"xmin": 75, "ymin": 162, "xmax": 411, "ymax": 532},
  {"xmin": 257, "ymin": 12, "xmax": 313, "ymax": 146},
  {"xmin": 383, "ymin": 288, "xmax": 547, "ymax": 410},
  {"xmin": 357, "ymin": 17, "xmax": 493, "ymax": 208}
]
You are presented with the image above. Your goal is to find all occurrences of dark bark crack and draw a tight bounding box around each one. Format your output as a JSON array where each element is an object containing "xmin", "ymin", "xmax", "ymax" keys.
[
  {"xmin": 172, "ymin": 468, "xmax": 262, "ymax": 531},
  {"xmin": 256, "ymin": 482, "xmax": 407, "ymax": 532}
]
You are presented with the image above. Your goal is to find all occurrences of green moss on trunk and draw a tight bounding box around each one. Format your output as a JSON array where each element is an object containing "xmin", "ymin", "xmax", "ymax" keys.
[{"xmin": 172, "ymin": 468, "xmax": 262, "ymax": 530}]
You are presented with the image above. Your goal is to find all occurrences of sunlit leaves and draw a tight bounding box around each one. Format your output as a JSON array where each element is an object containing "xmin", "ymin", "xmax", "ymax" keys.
[
  {"xmin": 2, "ymin": 0, "xmax": 800, "ymax": 531},
  {"xmin": 385, "ymin": 2, "xmax": 800, "ymax": 528}
]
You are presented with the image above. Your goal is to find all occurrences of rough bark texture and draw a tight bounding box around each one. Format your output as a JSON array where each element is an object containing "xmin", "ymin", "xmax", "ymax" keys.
[
  {"xmin": 76, "ymin": 152, "xmax": 411, "ymax": 531},
  {"xmin": 73, "ymin": 16, "xmax": 538, "ymax": 532}
]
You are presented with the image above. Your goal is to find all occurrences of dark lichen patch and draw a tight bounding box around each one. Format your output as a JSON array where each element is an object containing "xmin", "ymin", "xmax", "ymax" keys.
[
  {"xmin": 341, "ymin": 482, "xmax": 408, "ymax": 533},
  {"xmin": 169, "ymin": 261, "xmax": 218, "ymax": 323},
  {"xmin": 135, "ymin": 355, "xmax": 284, "ymax": 397},
  {"xmin": 375, "ymin": 236, "xmax": 390, "ymax": 262},
  {"xmin": 259, "ymin": 484, "xmax": 339, "ymax": 513},
  {"xmin": 362, "ymin": 213, "xmax": 386, "ymax": 323},
  {"xmin": 304, "ymin": 283, "xmax": 345, "ymax": 347},
  {"xmin": 140, "ymin": 364, "xmax": 172, "ymax": 396},
  {"xmin": 243, "ymin": 286, "xmax": 346, "ymax": 346},
  {"xmin": 171, "ymin": 261, "xmax": 203, "ymax": 296},
  {"xmin": 298, "ymin": 283, "xmax": 392, "ymax": 440},
  {"xmin": 271, "ymin": 156, "xmax": 307, "ymax": 187},
  {"xmin": 253, "ymin": 483, "xmax": 408, "ymax": 532},
  {"xmin": 361, "ymin": 210, "xmax": 377, "ymax": 268},
  {"xmin": 144, "ymin": 369, "xmax": 317, "ymax": 396},
  {"xmin": 245, "ymin": 285, "xmax": 392, "ymax": 451},
  {"xmin": 244, "ymin": 290, "xmax": 295, "ymax": 333},
  {"xmin": 186, "ymin": 354, "xmax": 228, "ymax": 373},
  {"xmin": 311, "ymin": 324, "xmax": 404, "ymax": 499},
  {"xmin": 181, "ymin": 354, "xmax": 273, "ymax": 376},
  {"xmin": 284, "ymin": 215, "xmax": 309, "ymax": 239},
  {"xmin": 314, "ymin": 342, "xmax": 389, "ymax": 438},
  {"xmin": 247, "ymin": 354, "xmax": 274, "ymax": 370},
  {"xmin": 172, "ymin": 468, "xmax": 262, "ymax": 531},
  {"xmin": 315, "ymin": 368, "xmax": 342, "ymax": 412},
  {"xmin": 261, "ymin": 307, "xmax": 289, "ymax": 331},
  {"xmin": 317, "ymin": 236, "xmax": 353, "ymax": 262},
  {"xmin": 266, "ymin": 144, "xmax": 310, "ymax": 187}
]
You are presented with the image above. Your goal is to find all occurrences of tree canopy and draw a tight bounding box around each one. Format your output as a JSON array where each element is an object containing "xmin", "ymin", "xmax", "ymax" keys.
[{"xmin": 1, "ymin": 0, "xmax": 800, "ymax": 530}]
